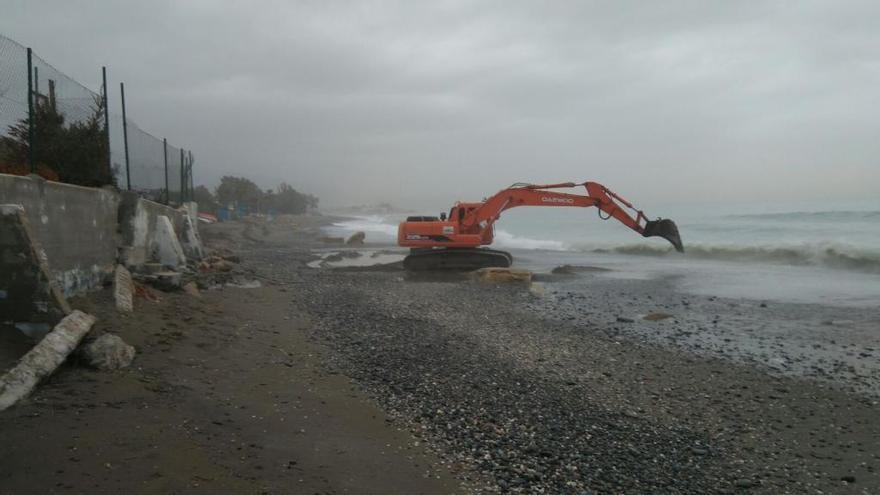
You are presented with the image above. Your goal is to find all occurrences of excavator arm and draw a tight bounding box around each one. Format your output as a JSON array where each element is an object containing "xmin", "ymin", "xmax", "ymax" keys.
[
  {"xmin": 398, "ymin": 179, "xmax": 683, "ymax": 270},
  {"xmin": 462, "ymin": 181, "xmax": 684, "ymax": 252}
]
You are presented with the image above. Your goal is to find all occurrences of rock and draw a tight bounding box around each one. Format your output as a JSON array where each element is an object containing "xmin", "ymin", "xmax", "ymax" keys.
[
  {"xmin": 470, "ymin": 267, "xmax": 533, "ymax": 284},
  {"xmin": 182, "ymin": 281, "xmax": 201, "ymax": 298},
  {"xmin": 551, "ymin": 264, "xmax": 611, "ymax": 275},
  {"xmin": 198, "ymin": 256, "xmax": 235, "ymax": 272},
  {"xmin": 79, "ymin": 334, "xmax": 135, "ymax": 370},
  {"xmin": 529, "ymin": 282, "xmax": 545, "ymax": 297},
  {"xmin": 643, "ymin": 312, "xmax": 673, "ymax": 321},
  {"xmin": 138, "ymin": 262, "xmax": 166, "ymax": 275},
  {"xmin": 226, "ymin": 279, "xmax": 262, "ymax": 289},
  {"xmin": 114, "ymin": 265, "xmax": 134, "ymax": 313},
  {"xmin": 346, "ymin": 231, "xmax": 366, "ymax": 245},
  {"xmin": 147, "ymin": 271, "xmax": 182, "ymax": 291},
  {"xmin": 732, "ymin": 478, "xmax": 754, "ymax": 488},
  {"xmin": 319, "ymin": 236, "xmax": 345, "ymax": 244}
]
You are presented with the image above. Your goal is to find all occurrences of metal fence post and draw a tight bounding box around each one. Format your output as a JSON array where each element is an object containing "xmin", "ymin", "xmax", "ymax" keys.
[
  {"xmin": 179, "ymin": 148, "xmax": 185, "ymax": 204},
  {"xmin": 188, "ymin": 151, "xmax": 194, "ymax": 197},
  {"xmin": 26, "ymin": 47, "xmax": 35, "ymax": 173},
  {"xmin": 102, "ymin": 67, "xmax": 111, "ymax": 180},
  {"xmin": 120, "ymin": 82, "xmax": 131, "ymax": 191},
  {"xmin": 163, "ymin": 139, "xmax": 169, "ymax": 204}
]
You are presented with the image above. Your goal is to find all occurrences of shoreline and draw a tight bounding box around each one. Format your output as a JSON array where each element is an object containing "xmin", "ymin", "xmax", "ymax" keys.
[{"xmin": 0, "ymin": 214, "xmax": 877, "ymax": 493}]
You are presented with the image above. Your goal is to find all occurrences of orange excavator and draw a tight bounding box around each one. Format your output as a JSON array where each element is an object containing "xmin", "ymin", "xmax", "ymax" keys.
[{"xmin": 398, "ymin": 181, "xmax": 683, "ymax": 270}]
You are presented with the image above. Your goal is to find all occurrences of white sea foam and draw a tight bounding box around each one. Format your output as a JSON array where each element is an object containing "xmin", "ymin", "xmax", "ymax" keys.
[{"xmin": 493, "ymin": 229, "xmax": 567, "ymax": 251}]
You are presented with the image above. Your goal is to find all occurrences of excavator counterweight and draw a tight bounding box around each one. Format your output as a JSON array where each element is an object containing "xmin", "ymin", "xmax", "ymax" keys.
[{"xmin": 398, "ymin": 181, "xmax": 683, "ymax": 271}]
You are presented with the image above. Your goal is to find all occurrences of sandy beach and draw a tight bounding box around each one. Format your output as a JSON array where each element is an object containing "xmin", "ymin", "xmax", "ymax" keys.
[{"xmin": 1, "ymin": 215, "xmax": 878, "ymax": 494}]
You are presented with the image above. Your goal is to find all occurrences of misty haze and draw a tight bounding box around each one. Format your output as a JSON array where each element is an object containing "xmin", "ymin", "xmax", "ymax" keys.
[{"xmin": 0, "ymin": 2, "xmax": 878, "ymax": 494}]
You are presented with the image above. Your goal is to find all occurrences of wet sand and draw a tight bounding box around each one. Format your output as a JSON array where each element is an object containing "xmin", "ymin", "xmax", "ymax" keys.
[{"xmin": 1, "ymin": 216, "xmax": 878, "ymax": 494}]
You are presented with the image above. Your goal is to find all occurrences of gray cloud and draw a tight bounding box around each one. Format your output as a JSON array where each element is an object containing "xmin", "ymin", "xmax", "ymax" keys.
[{"xmin": 3, "ymin": 0, "xmax": 878, "ymax": 208}]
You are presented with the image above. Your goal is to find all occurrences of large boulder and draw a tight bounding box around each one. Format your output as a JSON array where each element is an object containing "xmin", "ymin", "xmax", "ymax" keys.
[
  {"xmin": 470, "ymin": 267, "xmax": 533, "ymax": 284},
  {"xmin": 79, "ymin": 334, "xmax": 136, "ymax": 370}
]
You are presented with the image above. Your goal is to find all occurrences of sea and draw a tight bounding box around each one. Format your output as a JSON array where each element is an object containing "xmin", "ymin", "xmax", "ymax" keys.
[{"xmin": 323, "ymin": 200, "xmax": 880, "ymax": 308}]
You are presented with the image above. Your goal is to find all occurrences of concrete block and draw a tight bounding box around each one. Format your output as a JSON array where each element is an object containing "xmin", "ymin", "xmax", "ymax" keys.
[
  {"xmin": 181, "ymin": 213, "xmax": 204, "ymax": 260},
  {"xmin": 153, "ymin": 215, "xmax": 186, "ymax": 268},
  {"xmin": 118, "ymin": 192, "xmax": 188, "ymax": 268},
  {"xmin": 0, "ymin": 310, "xmax": 96, "ymax": 411},
  {"xmin": 0, "ymin": 204, "xmax": 71, "ymax": 324},
  {"xmin": 114, "ymin": 265, "xmax": 134, "ymax": 313}
]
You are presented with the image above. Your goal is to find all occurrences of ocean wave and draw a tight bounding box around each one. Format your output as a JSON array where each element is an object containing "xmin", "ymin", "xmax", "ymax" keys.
[
  {"xmin": 332, "ymin": 217, "xmax": 399, "ymax": 237},
  {"xmin": 586, "ymin": 243, "xmax": 880, "ymax": 273},
  {"xmin": 493, "ymin": 230, "xmax": 568, "ymax": 251},
  {"xmin": 724, "ymin": 210, "xmax": 880, "ymax": 221}
]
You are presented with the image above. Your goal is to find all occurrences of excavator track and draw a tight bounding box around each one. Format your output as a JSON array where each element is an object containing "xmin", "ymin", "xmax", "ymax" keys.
[{"xmin": 403, "ymin": 248, "xmax": 513, "ymax": 271}]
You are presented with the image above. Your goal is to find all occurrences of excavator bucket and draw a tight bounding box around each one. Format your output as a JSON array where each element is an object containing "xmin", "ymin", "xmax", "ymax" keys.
[{"xmin": 643, "ymin": 219, "xmax": 684, "ymax": 253}]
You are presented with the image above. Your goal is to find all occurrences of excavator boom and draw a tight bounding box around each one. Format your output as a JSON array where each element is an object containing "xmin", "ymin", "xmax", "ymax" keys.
[{"xmin": 398, "ymin": 181, "xmax": 683, "ymax": 270}]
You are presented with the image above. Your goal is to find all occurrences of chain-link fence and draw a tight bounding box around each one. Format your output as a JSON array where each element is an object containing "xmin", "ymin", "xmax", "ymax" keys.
[{"xmin": 0, "ymin": 33, "xmax": 194, "ymax": 204}]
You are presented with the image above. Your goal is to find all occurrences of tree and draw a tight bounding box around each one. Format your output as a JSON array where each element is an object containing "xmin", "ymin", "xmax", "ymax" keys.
[
  {"xmin": 215, "ymin": 176, "xmax": 264, "ymax": 210},
  {"xmin": 192, "ymin": 185, "xmax": 218, "ymax": 213},
  {"xmin": 0, "ymin": 94, "xmax": 113, "ymax": 187},
  {"xmin": 271, "ymin": 182, "xmax": 319, "ymax": 214}
]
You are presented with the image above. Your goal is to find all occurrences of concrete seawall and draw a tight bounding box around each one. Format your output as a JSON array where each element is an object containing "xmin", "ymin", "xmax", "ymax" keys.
[
  {"xmin": 0, "ymin": 173, "xmax": 200, "ymax": 298},
  {"xmin": 0, "ymin": 174, "xmax": 119, "ymax": 297}
]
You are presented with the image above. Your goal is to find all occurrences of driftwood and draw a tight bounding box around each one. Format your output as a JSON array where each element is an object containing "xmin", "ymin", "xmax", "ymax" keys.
[{"xmin": 0, "ymin": 310, "xmax": 96, "ymax": 411}]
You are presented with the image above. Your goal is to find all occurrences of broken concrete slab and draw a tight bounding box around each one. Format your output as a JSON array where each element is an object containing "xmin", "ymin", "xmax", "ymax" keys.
[
  {"xmin": 79, "ymin": 334, "xmax": 135, "ymax": 370},
  {"xmin": 0, "ymin": 204, "xmax": 70, "ymax": 325},
  {"xmin": 114, "ymin": 265, "xmax": 134, "ymax": 313},
  {"xmin": 0, "ymin": 310, "xmax": 96, "ymax": 411}
]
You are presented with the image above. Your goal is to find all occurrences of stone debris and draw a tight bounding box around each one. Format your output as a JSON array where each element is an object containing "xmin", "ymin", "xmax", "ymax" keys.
[
  {"xmin": 79, "ymin": 334, "xmax": 136, "ymax": 370},
  {"xmin": 470, "ymin": 267, "xmax": 533, "ymax": 284},
  {"xmin": 133, "ymin": 282, "xmax": 161, "ymax": 302},
  {"xmin": 114, "ymin": 265, "xmax": 134, "ymax": 313},
  {"xmin": 345, "ymin": 231, "xmax": 366, "ymax": 245},
  {"xmin": 182, "ymin": 281, "xmax": 201, "ymax": 298},
  {"xmin": 226, "ymin": 279, "xmax": 262, "ymax": 289},
  {"xmin": 198, "ymin": 254, "xmax": 240, "ymax": 273},
  {"xmin": 136, "ymin": 271, "xmax": 182, "ymax": 292}
]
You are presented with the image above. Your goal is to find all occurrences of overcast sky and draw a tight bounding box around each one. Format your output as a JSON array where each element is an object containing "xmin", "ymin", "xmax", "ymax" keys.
[{"xmin": 3, "ymin": 1, "xmax": 878, "ymax": 209}]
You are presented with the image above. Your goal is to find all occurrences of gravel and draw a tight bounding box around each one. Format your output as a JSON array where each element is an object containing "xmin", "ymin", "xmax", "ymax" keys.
[{"xmin": 242, "ymin": 242, "xmax": 880, "ymax": 494}]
